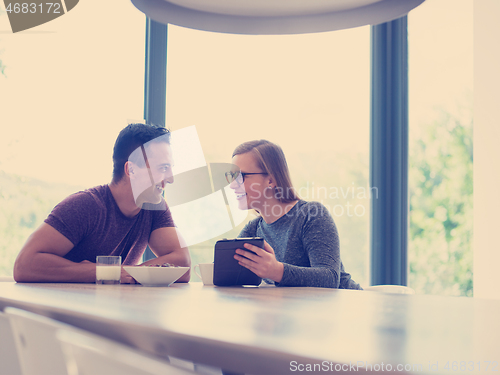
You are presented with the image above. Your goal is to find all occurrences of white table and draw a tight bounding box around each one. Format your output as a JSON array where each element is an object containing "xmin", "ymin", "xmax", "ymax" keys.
[{"xmin": 1, "ymin": 282, "xmax": 499, "ymax": 374}]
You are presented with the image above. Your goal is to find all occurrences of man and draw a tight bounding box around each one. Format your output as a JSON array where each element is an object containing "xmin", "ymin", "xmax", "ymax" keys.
[{"xmin": 13, "ymin": 123, "xmax": 191, "ymax": 283}]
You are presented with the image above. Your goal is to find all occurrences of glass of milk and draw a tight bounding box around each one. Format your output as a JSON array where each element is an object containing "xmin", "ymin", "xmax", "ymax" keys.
[{"xmin": 96, "ymin": 256, "xmax": 122, "ymax": 284}]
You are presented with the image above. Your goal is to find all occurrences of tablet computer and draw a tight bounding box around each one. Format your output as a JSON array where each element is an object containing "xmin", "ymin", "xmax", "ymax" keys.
[{"xmin": 213, "ymin": 237, "xmax": 263, "ymax": 286}]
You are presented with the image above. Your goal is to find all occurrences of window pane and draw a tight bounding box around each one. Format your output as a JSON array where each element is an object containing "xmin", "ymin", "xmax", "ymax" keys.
[
  {"xmin": 166, "ymin": 26, "xmax": 370, "ymax": 286},
  {"xmin": 408, "ymin": 0, "xmax": 473, "ymax": 296},
  {"xmin": 0, "ymin": 0, "xmax": 145, "ymax": 276}
]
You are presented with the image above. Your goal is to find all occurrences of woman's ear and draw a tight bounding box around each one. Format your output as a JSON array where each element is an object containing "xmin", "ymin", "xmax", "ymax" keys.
[{"xmin": 267, "ymin": 176, "xmax": 276, "ymax": 189}]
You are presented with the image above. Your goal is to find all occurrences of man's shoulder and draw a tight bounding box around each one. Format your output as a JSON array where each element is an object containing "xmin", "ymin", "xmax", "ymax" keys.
[
  {"xmin": 45, "ymin": 185, "xmax": 111, "ymax": 242},
  {"xmin": 56, "ymin": 185, "xmax": 110, "ymax": 212}
]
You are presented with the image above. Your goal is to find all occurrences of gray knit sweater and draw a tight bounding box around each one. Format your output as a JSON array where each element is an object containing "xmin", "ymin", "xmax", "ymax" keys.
[{"xmin": 238, "ymin": 200, "xmax": 362, "ymax": 289}]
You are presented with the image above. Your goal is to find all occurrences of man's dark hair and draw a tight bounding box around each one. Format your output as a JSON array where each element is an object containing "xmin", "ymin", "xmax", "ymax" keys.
[{"xmin": 112, "ymin": 123, "xmax": 170, "ymax": 182}]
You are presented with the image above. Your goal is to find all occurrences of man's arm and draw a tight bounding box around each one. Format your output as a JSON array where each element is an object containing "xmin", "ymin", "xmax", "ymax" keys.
[
  {"xmin": 145, "ymin": 227, "xmax": 191, "ymax": 282},
  {"xmin": 14, "ymin": 223, "xmax": 94, "ymax": 282},
  {"xmin": 13, "ymin": 223, "xmax": 134, "ymax": 283}
]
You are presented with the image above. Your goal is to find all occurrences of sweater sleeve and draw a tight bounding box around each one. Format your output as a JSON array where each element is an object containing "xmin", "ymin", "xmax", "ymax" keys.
[{"xmin": 277, "ymin": 202, "xmax": 344, "ymax": 288}]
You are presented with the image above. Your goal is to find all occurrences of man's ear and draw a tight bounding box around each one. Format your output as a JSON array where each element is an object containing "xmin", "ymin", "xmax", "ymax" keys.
[{"xmin": 125, "ymin": 161, "xmax": 134, "ymax": 178}]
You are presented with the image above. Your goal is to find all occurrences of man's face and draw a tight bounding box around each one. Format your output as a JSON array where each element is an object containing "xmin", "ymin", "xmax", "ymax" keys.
[{"xmin": 129, "ymin": 141, "xmax": 173, "ymax": 207}]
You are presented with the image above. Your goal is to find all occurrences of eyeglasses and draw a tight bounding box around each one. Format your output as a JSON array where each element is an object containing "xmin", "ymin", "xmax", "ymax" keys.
[{"xmin": 225, "ymin": 171, "xmax": 267, "ymax": 185}]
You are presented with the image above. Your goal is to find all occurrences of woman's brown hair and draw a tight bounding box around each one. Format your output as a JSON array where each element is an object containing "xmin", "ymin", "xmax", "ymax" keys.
[{"xmin": 233, "ymin": 140, "xmax": 300, "ymax": 203}]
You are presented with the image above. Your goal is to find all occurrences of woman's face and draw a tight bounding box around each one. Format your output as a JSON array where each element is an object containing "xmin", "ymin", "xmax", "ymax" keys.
[{"xmin": 230, "ymin": 152, "xmax": 270, "ymax": 211}]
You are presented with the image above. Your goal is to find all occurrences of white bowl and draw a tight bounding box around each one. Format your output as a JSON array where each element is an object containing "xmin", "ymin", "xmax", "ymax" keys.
[{"xmin": 123, "ymin": 266, "xmax": 189, "ymax": 287}]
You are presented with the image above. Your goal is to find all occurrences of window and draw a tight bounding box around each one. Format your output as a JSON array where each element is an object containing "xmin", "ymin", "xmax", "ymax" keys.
[
  {"xmin": 0, "ymin": 1, "xmax": 145, "ymax": 276},
  {"xmin": 165, "ymin": 26, "xmax": 371, "ymax": 286},
  {"xmin": 408, "ymin": 0, "xmax": 473, "ymax": 296}
]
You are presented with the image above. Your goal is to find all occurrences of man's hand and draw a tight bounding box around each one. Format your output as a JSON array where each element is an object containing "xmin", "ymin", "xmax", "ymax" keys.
[
  {"xmin": 234, "ymin": 240, "xmax": 284, "ymax": 283},
  {"xmin": 80, "ymin": 260, "xmax": 136, "ymax": 284},
  {"xmin": 147, "ymin": 227, "xmax": 191, "ymax": 282},
  {"xmin": 120, "ymin": 267, "xmax": 137, "ymax": 284}
]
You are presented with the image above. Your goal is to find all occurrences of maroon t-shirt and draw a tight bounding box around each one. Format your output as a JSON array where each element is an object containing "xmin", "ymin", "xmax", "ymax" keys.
[{"xmin": 45, "ymin": 185, "xmax": 175, "ymax": 265}]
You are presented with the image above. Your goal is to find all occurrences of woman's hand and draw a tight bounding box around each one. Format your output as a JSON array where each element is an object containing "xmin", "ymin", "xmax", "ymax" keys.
[{"xmin": 234, "ymin": 240, "xmax": 284, "ymax": 282}]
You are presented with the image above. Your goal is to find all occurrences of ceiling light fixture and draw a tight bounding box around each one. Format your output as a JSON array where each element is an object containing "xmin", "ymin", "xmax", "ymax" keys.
[{"xmin": 131, "ymin": 0, "xmax": 425, "ymax": 35}]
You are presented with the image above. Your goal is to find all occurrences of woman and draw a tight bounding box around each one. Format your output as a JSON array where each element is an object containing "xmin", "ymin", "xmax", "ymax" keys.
[{"xmin": 226, "ymin": 140, "xmax": 361, "ymax": 289}]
